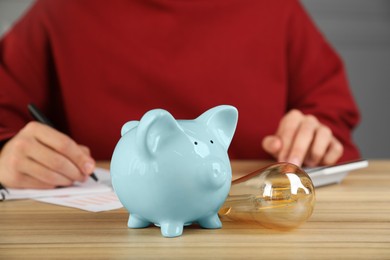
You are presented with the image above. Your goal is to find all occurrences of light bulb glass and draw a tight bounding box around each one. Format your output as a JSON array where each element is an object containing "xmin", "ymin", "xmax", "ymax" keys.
[{"xmin": 219, "ymin": 163, "xmax": 315, "ymax": 230}]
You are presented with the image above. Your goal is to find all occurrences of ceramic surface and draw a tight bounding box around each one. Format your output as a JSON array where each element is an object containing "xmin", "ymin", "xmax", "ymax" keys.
[{"xmin": 110, "ymin": 105, "xmax": 238, "ymax": 237}]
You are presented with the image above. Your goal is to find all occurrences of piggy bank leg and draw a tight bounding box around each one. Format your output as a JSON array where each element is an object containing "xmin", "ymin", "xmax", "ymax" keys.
[
  {"xmin": 198, "ymin": 214, "xmax": 222, "ymax": 229},
  {"xmin": 160, "ymin": 222, "xmax": 184, "ymax": 238},
  {"xmin": 128, "ymin": 214, "xmax": 150, "ymax": 228}
]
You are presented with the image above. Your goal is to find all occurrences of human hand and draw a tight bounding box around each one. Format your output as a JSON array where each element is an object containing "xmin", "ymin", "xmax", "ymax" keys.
[
  {"xmin": 262, "ymin": 109, "xmax": 343, "ymax": 167},
  {"xmin": 0, "ymin": 122, "xmax": 95, "ymax": 189}
]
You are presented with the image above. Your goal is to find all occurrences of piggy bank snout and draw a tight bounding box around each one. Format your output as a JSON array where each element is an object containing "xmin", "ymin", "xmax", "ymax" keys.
[{"xmin": 198, "ymin": 159, "xmax": 230, "ymax": 189}]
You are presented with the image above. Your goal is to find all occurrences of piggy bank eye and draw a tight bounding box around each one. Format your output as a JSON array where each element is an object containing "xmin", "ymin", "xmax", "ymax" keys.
[
  {"xmin": 194, "ymin": 141, "xmax": 198, "ymax": 145},
  {"xmin": 210, "ymin": 140, "xmax": 214, "ymax": 144}
]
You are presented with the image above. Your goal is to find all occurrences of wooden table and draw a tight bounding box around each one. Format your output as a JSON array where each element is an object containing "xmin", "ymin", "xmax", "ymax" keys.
[{"xmin": 1, "ymin": 160, "xmax": 389, "ymax": 259}]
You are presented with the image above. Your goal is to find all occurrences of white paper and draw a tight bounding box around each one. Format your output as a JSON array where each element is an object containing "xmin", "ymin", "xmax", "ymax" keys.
[
  {"xmin": 6, "ymin": 180, "xmax": 111, "ymax": 200},
  {"xmin": 5, "ymin": 167, "xmax": 124, "ymax": 212},
  {"xmin": 34, "ymin": 191, "xmax": 123, "ymax": 212}
]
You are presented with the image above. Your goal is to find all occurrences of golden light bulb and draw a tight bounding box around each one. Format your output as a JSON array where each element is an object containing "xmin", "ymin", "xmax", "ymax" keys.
[{"xmin": 219, "ymin": 163, "xmax": 315, "ymax": 230}]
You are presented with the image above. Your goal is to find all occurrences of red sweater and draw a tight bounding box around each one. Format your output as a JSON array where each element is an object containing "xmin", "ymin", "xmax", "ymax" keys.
[{"xmin": 0, "ymin": 0, "xmax": 360, "ymax": 161}]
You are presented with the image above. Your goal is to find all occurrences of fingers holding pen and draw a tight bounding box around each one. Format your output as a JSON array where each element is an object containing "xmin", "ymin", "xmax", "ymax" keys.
[
  {"xmin": 0, "ymin": 140, "xmax": 55, "ymax": 189},
  {"xmin": 24, "ymin": 137, "xmax": 87, "ymax": 184},
  {"xmin": 0, "ymin": 132, "xmax": 70, "ymax": 188},
  {"xmin": 26, "ymin": 122, "xmax": 96, "ymax": 176},
  {"xmin": 16, "ymin": 157, "xmax": 73, "ymax": 188},
  {"xmin": 27, "ymin": 104, "xmax": 98, "ymax": 182},
  {"xmin": 0, "ymin": 122, "xmax": 95, "ymax": 188}
]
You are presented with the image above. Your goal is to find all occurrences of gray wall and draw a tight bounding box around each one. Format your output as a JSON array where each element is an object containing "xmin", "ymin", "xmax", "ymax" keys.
[
  {"xmin": 0, "ymin": 0, "xmax": 33, "ymax": 35},
  {"xmin": 1, "ymin": 0, "xmax": 389, "ymax": 159}
]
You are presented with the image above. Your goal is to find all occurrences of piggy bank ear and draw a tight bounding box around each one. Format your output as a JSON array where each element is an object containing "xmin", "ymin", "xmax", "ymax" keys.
[
  {"xmin": 136, "ymin": 109, "xmax": 183, "ymax": 157},
  {"xmin": 121, "ymin": 121, "xmax": 139, "ymax": 136},
  {"xmin": 196, "ymin": 105, "xmax": 238, "ymax": 149}
]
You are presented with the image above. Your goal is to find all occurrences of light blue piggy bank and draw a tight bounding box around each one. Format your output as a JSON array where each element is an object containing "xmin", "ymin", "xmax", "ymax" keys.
[{"xmin": 110, "ymin": 105, "xmax": 238, "ymax": 237}]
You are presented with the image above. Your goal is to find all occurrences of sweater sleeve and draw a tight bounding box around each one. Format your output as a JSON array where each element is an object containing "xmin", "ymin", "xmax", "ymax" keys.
[
  {"xmin": 286, "ymin": 1, "xmax": 361, "ymax": 162},
  {"xmin": 0, "ymin": 1, "xmax": 53, "ymax": 144}
]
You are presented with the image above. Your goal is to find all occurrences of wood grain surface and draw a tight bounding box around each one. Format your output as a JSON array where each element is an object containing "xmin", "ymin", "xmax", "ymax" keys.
[{"xmin": 1, "ymin": 160, "xmax": 389, "ymax": 259}]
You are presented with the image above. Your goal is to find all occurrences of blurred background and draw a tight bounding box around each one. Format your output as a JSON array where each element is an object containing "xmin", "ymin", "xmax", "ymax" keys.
[{"xmin": 1, "ymin": 0, "xmax": 389, "ymax": 159}]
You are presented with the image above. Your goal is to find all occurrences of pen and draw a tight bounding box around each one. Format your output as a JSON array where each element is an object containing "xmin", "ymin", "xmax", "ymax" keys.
[{"xmin": 27, "ymin": 103, "xmax": 99, "ymax": 182}]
